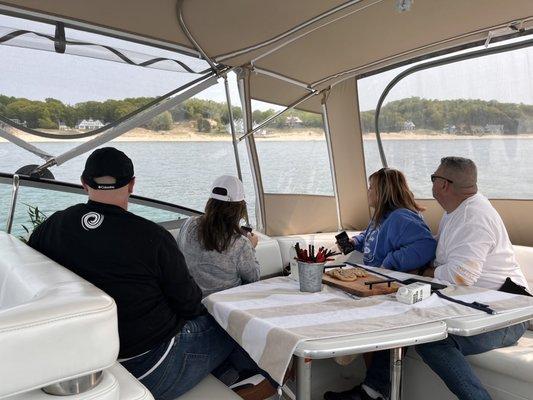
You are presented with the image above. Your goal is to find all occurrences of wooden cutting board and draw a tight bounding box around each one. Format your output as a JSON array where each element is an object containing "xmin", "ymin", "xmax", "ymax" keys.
[{"xmin": 322, "ymin": 270, "xmax": 400, "ymax": 297}]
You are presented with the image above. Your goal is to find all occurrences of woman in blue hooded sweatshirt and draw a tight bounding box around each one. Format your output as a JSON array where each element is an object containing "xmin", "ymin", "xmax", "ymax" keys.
[{"xmin": 351, "ymin": 168, "xmax": 436, "ymax": 272}]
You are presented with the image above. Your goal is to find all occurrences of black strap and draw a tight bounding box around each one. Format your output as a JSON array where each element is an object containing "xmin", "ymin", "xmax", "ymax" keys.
[
  {"xmin": 54, "ymin": 22, "xmax": 66, "ymax": 54},
  {"xmin": 435, "ymin": 290, "xmax": 496, "ymax": 315}
]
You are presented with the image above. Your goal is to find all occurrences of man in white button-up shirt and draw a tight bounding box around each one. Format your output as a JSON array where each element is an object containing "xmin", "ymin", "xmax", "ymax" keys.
[{"xmin": 416, "ymin": 156, "xmax": 529, "ymax": 400}]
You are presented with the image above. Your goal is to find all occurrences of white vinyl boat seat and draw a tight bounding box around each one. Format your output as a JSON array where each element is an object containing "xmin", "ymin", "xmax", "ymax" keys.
[
  {"xmin": 175, "ymin": 374, "xmax": 241, "ymax": 400},
  {"xmin": 404, "ymin": 331, "xmax": 533, "ymax": 400},
  {"xmin": 274, "ymin": 231, "xmax": 361, "ymax": 268},
  {"xmin": 5, "ymin": 363, "xmax": 152, "ymax": 400},
  {"xmin": 0, "ymin": 231, "xmax": 148, "ymax": 399},
  {"xmin": 169, "ymin": 225, "xmax": 283, "ymax": 278},
  {"xmin": 402, "ymin": 244, "xmax": 533, "ymax": 400}
]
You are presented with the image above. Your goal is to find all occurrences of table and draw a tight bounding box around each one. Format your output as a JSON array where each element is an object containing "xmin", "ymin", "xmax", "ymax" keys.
[
  {"xmin": 293, "ymin": 321, "xmax": 447, "ymax": 400},
  {"xmin": 204, "ymin": 269, "xmax": 533, "ymax": 400},
  {"xmin": 344, "ymin": 263, "xmax": 533, "ymax": 400}
]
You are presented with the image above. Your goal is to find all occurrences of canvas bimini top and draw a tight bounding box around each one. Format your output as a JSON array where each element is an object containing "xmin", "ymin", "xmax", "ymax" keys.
[{"xmin": 0, "ymin": 0, "xmax": 532, "ymax": 113}]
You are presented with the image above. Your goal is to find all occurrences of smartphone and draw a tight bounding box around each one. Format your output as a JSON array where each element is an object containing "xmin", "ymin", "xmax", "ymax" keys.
[
  {"xmin": 402, "ymin": 278, "xmax": 447, "ymax": 291},
  {"xmin": 335, "ymin": 231, "xmax": 355, "ymax": 255},
  {"xmin": 240, "ymin": 225, "xmax": 253, "ymax": 234}
]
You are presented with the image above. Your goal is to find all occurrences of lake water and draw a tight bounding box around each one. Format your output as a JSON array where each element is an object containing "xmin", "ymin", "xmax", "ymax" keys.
[{"xmin": 2, "ymin": 137, "xmax": 533, "ymax": 236}]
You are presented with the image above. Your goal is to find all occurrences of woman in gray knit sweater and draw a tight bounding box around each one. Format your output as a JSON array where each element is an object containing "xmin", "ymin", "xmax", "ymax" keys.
[{"xmin": 177, "ymin": 175, "xmax": 260, "ymax": 297}]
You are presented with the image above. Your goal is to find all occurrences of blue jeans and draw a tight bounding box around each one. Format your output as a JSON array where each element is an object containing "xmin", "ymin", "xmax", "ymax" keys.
[
  {"xmin": 121, "ymin": 314, "xmax": 259, "ymax": 400},
  {"xmin": 364, "ymin": 322, "xmax": 527, "ymax": 400}
]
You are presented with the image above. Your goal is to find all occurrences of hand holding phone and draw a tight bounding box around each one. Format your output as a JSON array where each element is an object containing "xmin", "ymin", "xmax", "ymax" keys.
[
  {"xmin": 335, "ymin": 231, "xmax": 355, "ymax": 255},
  {"xmin": 241, "ymin": 226, "xmax": 258, "ymax": 248},
  {"xmin": 240, "ymin": 225, "xmax": 252, "ymax": 234}
]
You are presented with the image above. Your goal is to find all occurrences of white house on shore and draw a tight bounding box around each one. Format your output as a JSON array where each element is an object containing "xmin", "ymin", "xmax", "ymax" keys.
[{"xmin": 76, "ymin": 118, "xmax": 105, "ymax": 130}]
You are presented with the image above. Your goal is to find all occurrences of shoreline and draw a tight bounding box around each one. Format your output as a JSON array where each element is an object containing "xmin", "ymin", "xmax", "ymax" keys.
[{"xmin": 3, "ymin": 128, "xmax": 533, "ymax": 143}]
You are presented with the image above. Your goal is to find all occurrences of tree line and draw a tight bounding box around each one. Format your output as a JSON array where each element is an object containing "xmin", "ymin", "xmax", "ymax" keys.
[
  {"xmin": 0, "ymin": 95, "xmax": 323, "ymax": 132},
  {"xmin": 361, "ymin": 97, "xmax": 533, "ymax": 134}
]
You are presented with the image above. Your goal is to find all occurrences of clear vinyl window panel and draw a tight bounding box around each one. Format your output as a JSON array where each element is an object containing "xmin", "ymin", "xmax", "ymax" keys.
[
  {"xmin": 0, "ymin": 13, "xmax": 208, "ymax": 137},
  {"xmin": 358, "ymin": 38, "xmax": 533, "ymax": 199},
  {"xmin": 252, "ymin": 100, "xmax": 333, "ymax": 196},
  {"xmin": 0, "ymin": 65, "xmax": 251, "ymax": 221}
]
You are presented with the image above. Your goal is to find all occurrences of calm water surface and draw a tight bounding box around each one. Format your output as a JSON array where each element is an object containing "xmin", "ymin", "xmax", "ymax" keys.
[{"xmin": 1, "ymin": 138, "xmax": 533, "ymax": 236}]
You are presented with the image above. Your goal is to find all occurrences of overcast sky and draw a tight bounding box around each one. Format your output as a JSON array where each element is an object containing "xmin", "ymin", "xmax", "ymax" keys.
[{"xmin": 1, "ymin": 14, "xmax": 532, "ymax": 114}]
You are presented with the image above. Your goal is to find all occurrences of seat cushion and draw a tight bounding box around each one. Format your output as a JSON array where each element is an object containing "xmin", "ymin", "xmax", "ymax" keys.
[
  {"xmin": 3, "ymin": 370, "xmax": 119, "ymax": 400},
  {"xmin": 175, "ymin": 375, "xmax": 241, "ymax": 400},
  {"xmin": 274, "ymin": 231, "xmax": 361, "ymax": 267},
  {"xmin": 466, "ymin": 330, "xmax": 533, "ymax": 384},
  {"xmin": 108, "ymin": 363, "xmax": 153, "ymax": 400},
  {"xmin": 0, "ymin": 232, "xmax": 119, "ymax": 398},
  {"xmin": 254, "ymin": 232, "xmax": 283, "ymax": 278}
]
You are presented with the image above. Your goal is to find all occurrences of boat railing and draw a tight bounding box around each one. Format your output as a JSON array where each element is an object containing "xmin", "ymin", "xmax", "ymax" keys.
[{"xmin": 0, "ymin": 172, "xmax": 201, "ymax": 234}]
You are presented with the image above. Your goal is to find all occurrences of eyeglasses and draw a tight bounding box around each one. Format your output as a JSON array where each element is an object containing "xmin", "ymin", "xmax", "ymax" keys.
[{"xmin": 431, "ymin": 174, "xmax": 453, "ymax": 184}]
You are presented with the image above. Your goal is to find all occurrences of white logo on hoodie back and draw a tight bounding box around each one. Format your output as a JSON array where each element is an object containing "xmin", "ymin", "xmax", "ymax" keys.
[{"xmin": 81, "ymin": 212, "xmax": 104, "ymax": 231}]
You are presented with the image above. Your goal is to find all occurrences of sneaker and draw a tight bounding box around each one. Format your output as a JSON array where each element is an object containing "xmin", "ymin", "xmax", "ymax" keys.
[
  {"xmin": 323, "ymin": 385, "xmax": 382, "ymax": 400},
  {"xmin": 231, "ymin": 374, "xmax": 277, "ymax": 400}
]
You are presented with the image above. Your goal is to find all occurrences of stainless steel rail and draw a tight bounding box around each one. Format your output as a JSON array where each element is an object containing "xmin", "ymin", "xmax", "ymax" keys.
[
  {"xmin": 321, "ymin": 90, "xmax": 343, "ymax": 231},
  {"xmin": 238, "ymin": 89, "xmax": 318, "ymax": 143},
  {"xmin": 5, "ymin": 174, "xmax": 20, "ymax": 234},
  {"xmin": 42, "ymin": 372, "xmax": 103, "ymax": 396},
  {"xmin": 237, "ymin": 68, "xmax": 266, "ymax": 232},
  {"xmin": 0, "ymin": 173, "xmax": 201, "ymax": 231}
]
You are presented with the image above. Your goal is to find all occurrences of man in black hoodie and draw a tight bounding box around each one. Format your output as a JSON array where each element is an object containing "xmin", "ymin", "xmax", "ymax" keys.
[{"xmin": 29, "ymin": 147, "xmax": 234, "ymax": 399}]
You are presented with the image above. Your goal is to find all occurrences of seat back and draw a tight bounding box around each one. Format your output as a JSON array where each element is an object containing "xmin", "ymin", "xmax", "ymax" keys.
[
  {"xmin": 0, "ymin": 231, "xmax": 119, "ymax": 398},
  {"xmin": 274, "ymin": 231, "xmax": 361, "ymax": 267},
  {"xmin": 512, "ymin": 245, "xmax": 533, "ymax": 290}
]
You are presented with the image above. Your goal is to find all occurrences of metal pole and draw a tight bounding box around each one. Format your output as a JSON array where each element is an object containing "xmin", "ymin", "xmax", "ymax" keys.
[
  {"xmin": 6, "ymin": 174, "xmax": 20, "ymax": 234},
  {"xmin": 296, "ymin": 356, "xmax": 312, "ymax": 400},
  {"xmin": 321, "ymin": 91, "xmax": 343, "ymax": 231},
  {"xmin": 390, "ymin": 347, "xmax": 404, "ymax": 400},
  {"xmin": 224, "ymin": 75, "xmax": 243, "ymax": 181},
  {"xmin": 43, "ymin": 372, "xmax": 103, "ymax": 395},
  {"xmin": 177, "ymin": 0, "xmax": 218, "ymax": 71},
  {"xmin": 215, "ymin": 0, "xmax": 369, "ymax": 62},
  {"xmin": 237, "ymin": 67, "xmax": 266, "ymax": 232},
  {"xmin": 238, "ymin": 90, "xmax": 317, "ymax": 142},
  {"xmin": 0, "ymin": 126, "xmax": 53, "ymax": 161},
  {"xmin": 224, "ymin": 74, "xmax": 250, "ymax": 225},
  {"xmin": 374, "ymin": 119, "xmax": 388, "ymax": 168}
]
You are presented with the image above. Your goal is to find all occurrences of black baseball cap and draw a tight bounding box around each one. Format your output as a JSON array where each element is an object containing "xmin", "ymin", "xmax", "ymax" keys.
[{"xmin": 81, "ymin": 147, "xmax": 134, "ymax": 190}]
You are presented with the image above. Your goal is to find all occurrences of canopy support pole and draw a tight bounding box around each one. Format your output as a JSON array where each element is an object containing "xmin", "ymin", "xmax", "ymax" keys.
[
  {"xmin": 237, "ymin": 67, "xmax": 266, "ymax": 232},
  {"xmin": 321, "ymin": 90, "xmax": 343, "ymax": 231},
  {"xmin": 224, "ymin": 74, "xmax": 249, "ymax": 225},
  {"xmin": 223, "ymin": 75, "xmax": 243, "ymax": 182},
  {"xmin": 177, "ymin": 0, "xmax": 219, "ymax": 72},
  {"xmin": 238, "ymin": 89, "xmax": 318, "ymax": 142},
  {"xmin": 0, "ymin": 127, "xmax": 53, "ymax": 161},
  {"xmin": 6, "ymin": 174, "xmax": 20, "ymax": 234}
]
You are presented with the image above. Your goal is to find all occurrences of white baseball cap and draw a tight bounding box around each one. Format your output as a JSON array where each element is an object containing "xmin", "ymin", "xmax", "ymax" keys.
[{"xmin": 209, "ymin": 175, "xmax": 246, "ymax": 202}]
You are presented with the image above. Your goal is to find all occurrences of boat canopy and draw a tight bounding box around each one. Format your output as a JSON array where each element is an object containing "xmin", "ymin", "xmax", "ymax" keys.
[
  {"xmin": 2, "ymin": 1, "xmax": 533, "ymax": 240},
  {"xmin": 0, "ymin": 0, "xmax": 531, "ymax": 112}
]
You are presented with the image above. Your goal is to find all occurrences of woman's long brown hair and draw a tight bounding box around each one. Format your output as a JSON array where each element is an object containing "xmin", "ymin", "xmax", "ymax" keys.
[
  {"xmin": 369, "ymin": 168, "xmax": 425, "ymax": 226},
  {"xmin": 198, "ymin": 198, "xmax": 247, "ymax": 252}
]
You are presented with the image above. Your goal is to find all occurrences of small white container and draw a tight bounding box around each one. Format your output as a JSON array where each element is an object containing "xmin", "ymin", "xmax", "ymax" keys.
[
  {"xmin": 396, "ymin": 282, "xmax": 431, "ymax": 304},
  {"xmin": 288, "ymin": 246, "xmax": 299, "ymax": 281}
]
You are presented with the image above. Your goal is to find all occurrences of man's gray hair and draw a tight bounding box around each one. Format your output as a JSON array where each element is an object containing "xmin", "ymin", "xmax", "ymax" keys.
[{"xmin": 440, "ymin": 156, "xmax": 477, "ymax": 191}]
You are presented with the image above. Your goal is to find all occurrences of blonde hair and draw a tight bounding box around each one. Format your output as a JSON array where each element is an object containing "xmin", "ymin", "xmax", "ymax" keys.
[{"xmin": 369, "ymin": 168, "xmax": 425, "ymax": 225}]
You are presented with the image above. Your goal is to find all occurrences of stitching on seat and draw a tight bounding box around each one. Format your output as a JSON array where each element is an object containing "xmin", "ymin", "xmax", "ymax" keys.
[{"xmin": 0, "ymin": 302, "xmax": 116, "ymax": 333}]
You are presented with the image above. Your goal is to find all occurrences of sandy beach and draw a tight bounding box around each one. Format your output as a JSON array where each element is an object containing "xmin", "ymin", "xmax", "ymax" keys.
[{"xmin": 2, "ymin": 125, "xmax": 533, "ymax": 143}]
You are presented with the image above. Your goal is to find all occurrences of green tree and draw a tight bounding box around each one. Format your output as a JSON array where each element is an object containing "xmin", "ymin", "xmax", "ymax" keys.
[{"xmin": 145, "ymin": 111, "xmax": 173, "ymax": 131}]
